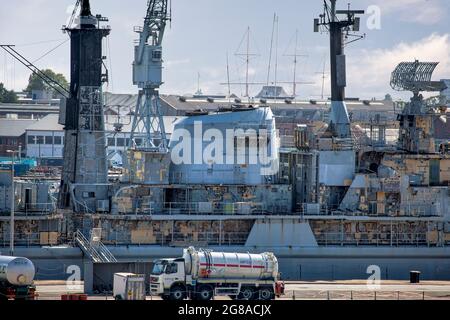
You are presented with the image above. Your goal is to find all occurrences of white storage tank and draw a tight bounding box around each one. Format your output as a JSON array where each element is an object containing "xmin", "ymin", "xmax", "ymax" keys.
[
  {"xmin": 0, "ymin": 256, "xmax": 35, "ymax": 286},
  {"xmin": 183, "ymin": 247, "xmax": 278, "ymax": 281}
]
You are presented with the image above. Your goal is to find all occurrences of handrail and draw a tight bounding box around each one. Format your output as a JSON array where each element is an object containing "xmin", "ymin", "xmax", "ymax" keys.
[{"xmin": 74, "ymin": 230, "xmax": 117, "ymax": 263}]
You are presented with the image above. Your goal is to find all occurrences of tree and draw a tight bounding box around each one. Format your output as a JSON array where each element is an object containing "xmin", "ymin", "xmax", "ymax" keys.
[
  {"xmin": 0, "ymin": 83, "xmax": 18, "ymax": 103},
  {"xmin": 25, "ymin": 69, "xmax": 69, "ymax": 97}
]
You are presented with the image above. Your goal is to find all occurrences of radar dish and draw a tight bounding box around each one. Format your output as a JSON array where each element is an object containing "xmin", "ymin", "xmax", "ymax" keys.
[{"xmin": 390, "ymin": 60, "xmax": 445, "ymax": 93}]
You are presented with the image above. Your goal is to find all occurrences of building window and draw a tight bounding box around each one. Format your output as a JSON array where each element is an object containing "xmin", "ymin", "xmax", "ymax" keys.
[
  {"xmin": 54, "ymin": 136, "xmax": 62, "ymax": 145},
  {"xmin": 36, "ymin": 136, "xmax": 44, "ymax": 144},
  {"xmin": 116, "ymin": 138, "xmax": 125, "ymax": 147},
  {"xmin": 107, "ymin": 138, "xmax": 116, "ymax": 147},
  {"xmin": 135, "ymin": 138, "xmax": 143, "ymax": 146},
  {"xmin": 45, "ymin": 136, "xmax": 53, "ymax": 145},
  {"xmin": 28, "ymin": 136, "xmax": 36, "ymax": 144}
]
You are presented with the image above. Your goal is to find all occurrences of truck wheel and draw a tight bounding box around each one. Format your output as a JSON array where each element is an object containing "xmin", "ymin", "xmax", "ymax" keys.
[
  {"xmin": 170, "ymin": 286, "xmax": 186, "ymax": 301},
  {"xmin": 238, "ymin": 287, "xmax": 255, "ymax": 300},
  {"xmin": 195, "ymin": 285, "xmax": 213, "ymax": 301},
  {"xmin": 258, "ymin": 288, "xmax": 274, "ymax": 301}
]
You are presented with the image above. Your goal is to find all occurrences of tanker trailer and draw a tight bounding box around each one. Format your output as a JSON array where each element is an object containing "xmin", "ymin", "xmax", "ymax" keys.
[
  {"xmin": 150, "ymin": 247, "xmax": 285, "ymax": 301},
  {"xmin": 0, "ymin": 256, "xmax": 36, "ymax": 300}
]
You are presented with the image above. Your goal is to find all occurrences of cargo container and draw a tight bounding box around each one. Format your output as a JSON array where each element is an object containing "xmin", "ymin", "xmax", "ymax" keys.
[{"xmin": 113, "ymin": 273, "xmax": 146, "ymax": 300}]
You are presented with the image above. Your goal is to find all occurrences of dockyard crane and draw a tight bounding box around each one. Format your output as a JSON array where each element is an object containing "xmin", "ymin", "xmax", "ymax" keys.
[{"xmin": 130, "ymin": 0, "xmax": 171, "ymax": 152}]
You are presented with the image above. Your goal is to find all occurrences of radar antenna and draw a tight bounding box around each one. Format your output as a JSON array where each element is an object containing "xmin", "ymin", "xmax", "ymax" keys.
[{"xmin": 390, "ymin": 60, "xmax": 446, "ymax": 95}]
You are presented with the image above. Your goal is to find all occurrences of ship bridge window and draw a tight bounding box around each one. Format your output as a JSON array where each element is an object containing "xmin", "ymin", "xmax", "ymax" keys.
[
  {"xmin": 28, "ymin": 135, "xmax": 36, "ymax": 144},
  {"xmin": 82, "ymin": 192, "xmax": 96, "ymax": 199},
  {"xmin": 45, "ymin": 136, "xmax": 53, "ymax": 145},
  {"xmin": 54, "ymin": 136, "xmax": 62, "ymax": 145}
]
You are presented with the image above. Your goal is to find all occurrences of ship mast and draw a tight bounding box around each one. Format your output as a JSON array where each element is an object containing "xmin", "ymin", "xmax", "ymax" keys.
[{"xmin": 314, "ymin": 0, "xmax": 365, "ymax": 138}]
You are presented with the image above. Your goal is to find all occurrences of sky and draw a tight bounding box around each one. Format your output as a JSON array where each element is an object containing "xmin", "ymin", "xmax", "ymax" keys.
[{"xmin": 0, "ymin": 0, "xmax": 449, "ymax": 101}]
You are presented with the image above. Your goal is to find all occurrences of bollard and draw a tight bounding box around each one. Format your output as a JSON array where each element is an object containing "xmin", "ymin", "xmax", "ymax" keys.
[
  {"xmin": 327, "ymin": 291, "xmax": 330, "ymax": 300},
  {"xmin": 350, "ymin": 291, "xmax": 353, "ymax": 300}
]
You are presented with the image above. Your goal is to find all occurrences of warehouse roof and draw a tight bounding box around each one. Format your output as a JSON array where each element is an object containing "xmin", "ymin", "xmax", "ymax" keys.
[
  {"xmin": 0, "ymin": 103, "xmax": 60, "ymax": 113},
  {"xmin": 103, "ymin": 92, "xmax": 396, "ymax": 114},
  {"xmin": 0, "ymin": 119, "xmax": 38, "ymax": 137},
  {"xmin": 22, "ymin": 112, "xmax": 184, "ymax": 135},
  {"xmin": 25, "ymin": 114, "xmax": 64, "ymax": 132}
]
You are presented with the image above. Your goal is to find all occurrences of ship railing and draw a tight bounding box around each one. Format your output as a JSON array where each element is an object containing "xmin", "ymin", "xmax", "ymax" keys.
[
  {"xmin": 139, "ymin": 202, "xmax": 291, "ymax": 216},
  {"xmin": 74, "ymin": 230, "xmax": 118, "ymax": 263},
  {"xmin": 0, "ymin": 202, "xmax": 57, "ymax": 217},
  {"xmin": 0, "ymin": 232, "xmax": 61, "ymax": 247},
  {"xmin": 104, "ymin": 231, "xmax": 249, "ymax": 246},
  {"xmin": 22, "ymin": 203, "xmax": 57, "ymax": 216},
  {"xmin": 316, "ymin": 232, "xmax": 430, "ymax": 247},
  {"xmin": 280, "ymin": 135, "xmax": 296, "ymax": 148},
  {"xmin": 299, "ymin": 202, "xmax": 442, "ymax": 217}
]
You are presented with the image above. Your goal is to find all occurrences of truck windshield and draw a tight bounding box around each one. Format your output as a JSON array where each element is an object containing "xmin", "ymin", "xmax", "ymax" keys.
[{"xmin": 152, "ymin": 261, "xmax": 166, "ymax": 275}]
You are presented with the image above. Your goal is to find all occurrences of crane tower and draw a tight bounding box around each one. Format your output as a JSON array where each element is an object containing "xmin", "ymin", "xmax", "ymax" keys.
[
  {"xmin": 130, "ymin": 0, "xmax": 170, "ymax": 151},
  {"xmin": 125, "ymin": 0, "xmax": 172, "ymax": 185}
]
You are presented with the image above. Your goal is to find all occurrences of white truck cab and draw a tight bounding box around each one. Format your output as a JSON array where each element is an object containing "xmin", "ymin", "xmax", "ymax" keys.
[{"xmin": 150, "ymin": 258, "xmax": 188, "ymax": 300}]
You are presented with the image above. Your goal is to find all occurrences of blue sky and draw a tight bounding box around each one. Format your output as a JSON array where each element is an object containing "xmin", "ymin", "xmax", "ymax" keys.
[{"xmin": 0, "ymin": 0, "xmax": 449, "ymax": 100}]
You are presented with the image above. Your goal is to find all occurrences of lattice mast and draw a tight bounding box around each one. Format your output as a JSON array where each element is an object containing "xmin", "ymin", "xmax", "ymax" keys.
[
  {"xmin": 59, "ymin": 0, "xmax": 111, "ymax": 213},
  {"xmin": 130, "ymin": 0, "xmax": 171, "ymax": 152}
]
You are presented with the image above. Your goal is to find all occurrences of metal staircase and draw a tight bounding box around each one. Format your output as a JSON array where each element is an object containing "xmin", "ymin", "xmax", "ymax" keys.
[{"xmin": 74, "ymin": 230, "xmax": 117, "ymax": 263}]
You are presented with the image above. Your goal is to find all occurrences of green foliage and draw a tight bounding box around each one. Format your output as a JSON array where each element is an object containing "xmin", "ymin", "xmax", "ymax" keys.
[
  {"xmin": 0, "ymin": 83, "xmax": 18, "ymax": 103},
  {"xmin": 25, "ymin": 69, "xmax": 69, "ymax": 96}
]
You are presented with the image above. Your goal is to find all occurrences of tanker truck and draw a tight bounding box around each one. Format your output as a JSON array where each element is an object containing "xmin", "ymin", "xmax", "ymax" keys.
[
  {"xmin": 150, "ymin": 247, "xmax": 285, "ymax": 301},
  {"xmin": 0, "ymin": 256, "xmax": 36, "ymax": 300}
]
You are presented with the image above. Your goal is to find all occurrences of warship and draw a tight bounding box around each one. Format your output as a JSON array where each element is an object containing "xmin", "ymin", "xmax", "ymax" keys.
[{"xmin": 0, "ymin": 0, "xmax": 449, "ymax": 293}]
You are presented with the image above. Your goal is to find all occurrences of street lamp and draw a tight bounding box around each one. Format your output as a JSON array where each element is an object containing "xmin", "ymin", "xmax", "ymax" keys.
[{"xmin": 6, "ymin": 149, "xmax": 19, "ymax": 257}]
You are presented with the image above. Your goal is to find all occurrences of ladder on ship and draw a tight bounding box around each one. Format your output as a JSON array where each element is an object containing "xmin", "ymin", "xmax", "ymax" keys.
[{"xmin": 74, "ymin": 230, "xmax": 117, "ymax": 263}]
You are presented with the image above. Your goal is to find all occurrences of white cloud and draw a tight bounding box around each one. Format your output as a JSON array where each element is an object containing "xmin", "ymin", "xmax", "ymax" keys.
[
  {"xmin": 347, "ymin": 33, "xmax": 450, "ymax": 99},
  {"xmin": 165, "ymin": 59, "xmax": 191, "ymax": 67},
  {"xmin": 372, "ymin": 0, "xmax": 446, "ymax": 25}
]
